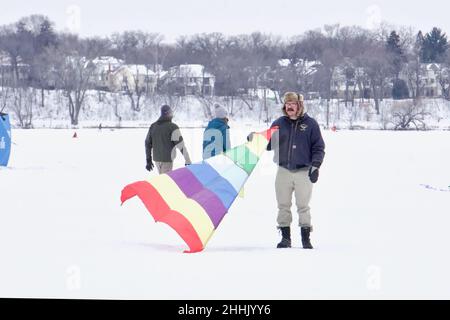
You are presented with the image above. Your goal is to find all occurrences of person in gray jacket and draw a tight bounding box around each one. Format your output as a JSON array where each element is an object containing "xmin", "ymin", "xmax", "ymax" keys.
[{"xmin": 145, "ymin": 105, "xmax": 192, "ymax": 174}]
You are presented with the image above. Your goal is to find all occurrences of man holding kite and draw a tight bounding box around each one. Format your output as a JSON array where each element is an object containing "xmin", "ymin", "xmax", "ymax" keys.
[{"xmin": 265, "ymin": 92, "xmax": 325, "ymax": 249}]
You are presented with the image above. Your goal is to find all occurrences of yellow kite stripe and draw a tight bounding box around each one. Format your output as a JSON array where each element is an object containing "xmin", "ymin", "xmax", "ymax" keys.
[
  {"xmin": 148, "ymin": 174, "xmax": 215, "ymax": 245},
  {"xmin": 246, "ymin": 133, "xmax": 270, "ymax": 157}
]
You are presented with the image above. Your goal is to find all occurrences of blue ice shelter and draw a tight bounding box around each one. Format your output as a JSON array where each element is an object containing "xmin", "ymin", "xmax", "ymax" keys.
[{"xmin": 0, "ymin": 112, "xmax": 11, "ymax": 167}]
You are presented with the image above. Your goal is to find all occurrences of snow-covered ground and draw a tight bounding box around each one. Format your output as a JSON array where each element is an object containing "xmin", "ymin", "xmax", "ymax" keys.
[{"xmin": 0, "ymin": 126, "xmax": 449, "ymax": 299}]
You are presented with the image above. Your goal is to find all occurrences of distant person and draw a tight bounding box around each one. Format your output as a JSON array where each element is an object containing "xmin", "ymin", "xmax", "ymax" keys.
[
  {"xmin": 145, "ymin": 105, "xmax": 192, "ymax": 174},
  {"xmin": 202, "ymin": 104, "xmax": 231, "ymax": 159}
]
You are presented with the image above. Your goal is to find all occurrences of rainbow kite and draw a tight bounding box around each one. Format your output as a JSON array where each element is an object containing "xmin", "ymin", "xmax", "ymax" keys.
[{"xmin": 121, "ymin": 127, "xmax": 278, "ymax": 253}]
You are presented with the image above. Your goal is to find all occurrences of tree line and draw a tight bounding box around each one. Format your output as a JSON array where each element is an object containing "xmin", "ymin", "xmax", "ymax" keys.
[{"xmin": 0, "ymin": 15, "xmax": 449, "ymax": 126}]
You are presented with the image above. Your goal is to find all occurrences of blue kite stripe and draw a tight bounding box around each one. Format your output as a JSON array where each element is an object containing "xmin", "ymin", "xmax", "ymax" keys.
[
  {"xmin": 187, "ymin": 163, "xmax": 238, "ymax": 209},
  {"xmin": 167, "ymin": 168, "xmax": 228, "ymax": 228}
]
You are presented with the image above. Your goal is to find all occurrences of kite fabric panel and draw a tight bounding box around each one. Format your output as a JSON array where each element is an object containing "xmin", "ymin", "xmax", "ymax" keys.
[{"xmin": 120, "ymin": 127, "xmax": 279, "ymax": 253}]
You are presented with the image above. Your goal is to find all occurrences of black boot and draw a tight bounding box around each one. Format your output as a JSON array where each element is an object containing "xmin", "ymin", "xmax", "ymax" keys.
[
  {"xmin": 277, "ymin": 227, "xmax": 291, "ymax": 248},
  {"xmin": 301, "ymin": 227, "xmax": 313, "ymax": 249}
]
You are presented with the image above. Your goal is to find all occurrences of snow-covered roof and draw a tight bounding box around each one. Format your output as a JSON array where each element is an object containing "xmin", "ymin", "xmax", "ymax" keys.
[
  {"xmin": 126, "ymin": 65, "xmax": 155, "ymax": 76},
  {"xmin": 168, "ymin": 64, "xmax": 214, "ymax": 78},
  {"xmin": 424, "ymin": 63, "xmax": 441, "ymax": 72},
  {"xmin": 92, "ymin": 56, "xmax": 124, "ymax": 66},
  {"xmin": 64, "ymin": 56, "xmax": 92, "ymax": 69},
  {"xmin": 278, "ymin": 59, "xmax": 290, "ymax": 67},
  {"xmin": 277, "ymin": 59, "xmax": 320, "ymax": 76},
  {"xmin": 158, "ymin": 71, "xmax": 168, "ymax": 79},
  {"xmin": 91, "ymin": 56, "xmax": 124, "ymax": 73},
  {"xmin": 109, "ymin": 65, "xmax": 156, "ymax": 78},
  {"xmin": 0, "ymin": 52, "xmax": 8, "ymax": 64},
  {"xmin": 278, "ymin": 59, "xmax": 320, "ymax": 68},
  {"xmin": 0, "ymin": 53, "xmax": 27, "ymax": 67}
]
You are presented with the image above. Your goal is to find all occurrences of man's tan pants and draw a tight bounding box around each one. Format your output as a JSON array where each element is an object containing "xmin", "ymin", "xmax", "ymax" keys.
[{"xmin": 275, "ymin": 166, "xmax": 313, "ymax": 228}]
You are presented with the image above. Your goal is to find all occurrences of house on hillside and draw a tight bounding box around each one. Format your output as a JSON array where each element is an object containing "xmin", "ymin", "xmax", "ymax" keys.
[
  {"xmin": 0, "ymin": 52, "xmax": 30, "ymax": 87},
  {"xmin": 275, "ymin": 59, "xmax": 320, "ymax": 98},
  {"xmin": 107, "ymin": 64, "xmax": 156, "ymax": 94},
  {"xmin": 421, "ymin": 63, "xmax": 443, "ymax": 97},
  {"xmin": 159, "ymin": 64, "xmax": 215, "ymax": 96},
  {"xmin": 126, "ymin": 65, "xmax": 157, "ymax": 94},
  {"xmin": 330, "ymin": 65, "xmax": 372, "ymax": 100},
  {"xmin": 399, "ymin": 63, "xmax": 446, "ymax": 98},
  {"xmin": 330, "ymin": 62, "xmax": 445, "ymax": 100},
  {"xmin": 90, "ymin": 56, "xmax": 124, "ymax": 90}
]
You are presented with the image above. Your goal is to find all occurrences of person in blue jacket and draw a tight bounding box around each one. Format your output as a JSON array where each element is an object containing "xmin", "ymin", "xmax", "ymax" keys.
[
  {"xmin": 249, "ymin": 92, "xmax": 325, "ymax": 249},
  {"xmin": 202, "ymin": 104, "xmax": 231, "ymax": 159}
]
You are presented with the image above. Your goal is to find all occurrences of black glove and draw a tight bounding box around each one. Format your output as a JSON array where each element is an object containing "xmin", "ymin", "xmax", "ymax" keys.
[
  {"xmin": 308, "ymin": 162, "xmax": 321, "ymax": 183},
  {"xmin": 247, "ymin": 132, "xmax": 256, "ymax": 142},
  {"xmin": 146, "ymin": 158, "xmax": 154, "ymax": 172}
]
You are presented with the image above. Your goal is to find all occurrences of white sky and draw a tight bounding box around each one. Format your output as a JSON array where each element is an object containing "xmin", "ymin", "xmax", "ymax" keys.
[{"xmin": 1, "ymin": 0, "xmax": 449, "ymax": 42}]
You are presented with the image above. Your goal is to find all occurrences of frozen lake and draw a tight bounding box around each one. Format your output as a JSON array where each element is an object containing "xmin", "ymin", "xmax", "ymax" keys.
[{"xmin": 1, "ymin": 127, "xmax": 449, "ymax": 299}]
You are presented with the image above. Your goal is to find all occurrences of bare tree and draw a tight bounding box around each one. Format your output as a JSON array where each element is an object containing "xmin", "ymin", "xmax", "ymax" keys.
[
  {"xmin": 405, "ymin": 53, "xmax": 425, "ymax": 100},
  {"xmin": 389, "ymin": 99, "xmax": 430, "ymax": 130},
  {"xmin": 196, "ymin": 95, "xmax": 215, "ymax": 119},
  {"xmin": 342, "ymin": 59, "xmax": 356, "ymax": 107},
  {"xmin": 315, "ymin": 47, "xmax": 342, "ymax": 127},
  {"xmin": 436, "ymin": 52, "xmax": 450, "ymax": 99},
  {"xmin": 436, "ymin": 67, "xmax": 450, "ymax": 99},
  {"xmin": 0, "ymin": 26, "xmax": 27, "ymax": 86},
  {"xmin": 0, "ymin": 87, "xmax": 10, "ymax": 113},
  {"xmin": 31, "ymin": 49, "xmax": 56, "ymax": 108},
  {"xmin": 104, "ymin": 92, "xmax": 123, "ymax": 126},
  {"xmin": 10, "ymin": 87, "xmax": 34, "ymax": 128},
  {"xmin": 51, "ymin": 35, "xmax": 96, "ymax": 125},
  {"xmin": 338, "ymin": 27, "xmax": 375, "ymax": 103},
  {"xmin": 0, "ymin": 15, "xmax": 58, "ymax": 88},
  {"xmin": 123, "ymin": 66, "xmax": 147, "ymax": 112},
  {"xmin": 111, "ymin": 31, "xmax": 164, "ymax": 65},
  {"xmin": 240, "ymin": 33, "xmax": 282, "ymax": 96},
  {"xmin": 361, "ymin": 44, "xmax": 391, "ymax": 114},
  {"xmin": 275, "ymin": 36, "xmax": 322, "ymax": 96}
]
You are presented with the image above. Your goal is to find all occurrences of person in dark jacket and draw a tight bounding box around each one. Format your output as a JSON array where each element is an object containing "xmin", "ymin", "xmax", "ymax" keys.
[
  {"xmin": 250, "ymin": 92, "xmax": 325, "ymax": 249},
  {"xmin": 145, "ymin": 105, "xmax": 192, "ymax": 174},
  {"xmin": 202, "ymin": 104, "xmax": 231, "ymax": 159}
]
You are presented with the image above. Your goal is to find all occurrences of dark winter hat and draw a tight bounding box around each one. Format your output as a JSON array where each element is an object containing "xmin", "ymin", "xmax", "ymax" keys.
[{"xmin": 160, "ymin": 105, "xmax": 173, "ymax": 117}]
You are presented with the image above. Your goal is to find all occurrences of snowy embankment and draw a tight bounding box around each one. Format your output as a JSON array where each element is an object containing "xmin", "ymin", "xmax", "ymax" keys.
[
  {"xmin": 0, "ymin": 127, "xmax": 449, "ymax": 299},
  {"xmin": 2, "ymin": 89, "xmax": 450, "ymax": 130}
]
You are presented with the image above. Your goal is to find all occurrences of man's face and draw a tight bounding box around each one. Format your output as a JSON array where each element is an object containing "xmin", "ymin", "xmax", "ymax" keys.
[{"xmin": 285, "ymin": 101, "xmax": 299, "ymax": 117}]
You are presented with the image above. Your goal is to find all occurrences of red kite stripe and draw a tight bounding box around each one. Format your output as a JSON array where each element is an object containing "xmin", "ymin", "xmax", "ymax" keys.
[{"xmin": 121, "ymin": 181, "xmax": 204, "ymax": 253}]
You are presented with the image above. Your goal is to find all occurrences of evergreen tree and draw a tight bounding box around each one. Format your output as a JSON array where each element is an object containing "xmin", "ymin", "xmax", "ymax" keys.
[
  {"xmin": 386, "ymin": 30, "xmax": 405, "ymax": 79},
  {"xmin": 36, "ymin": 19, "xmax": 58, "ymax": 53},
  {"xmin": 392, "ymin": 79, "xmax": 409, "ymax": 99},
  {"xmin": 422, "ymin": 27, "xmax": 449, "ymax": 63},
  {"xmin": 416, "ymin": 31, "xmax": 425, "ymax": 56},
  {"xmin": 386, "ymin": 31, "xmax": 402, "ymax": 56}
]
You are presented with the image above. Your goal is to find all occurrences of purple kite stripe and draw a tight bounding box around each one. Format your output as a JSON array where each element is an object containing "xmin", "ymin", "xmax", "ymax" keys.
[
  {"xmin": 167, "ymin": 168, "xmax": 203, "ymax": 197},
  {"xmin": 190, "ymin": 189, "xmax": 228, "ymax": 228},
  {"xmin": 167, "ymin": 168, "xmax": 228, "ymax": 228}
]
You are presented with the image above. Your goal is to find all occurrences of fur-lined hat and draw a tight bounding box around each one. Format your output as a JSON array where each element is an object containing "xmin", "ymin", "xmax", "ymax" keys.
[
  {"xmin": 283, "ymin": 92, "xmax": 304, "ymax": 104},
  {"xmin": 282, "ymin": 92, "xmax": 305, "ymax": 117}
]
